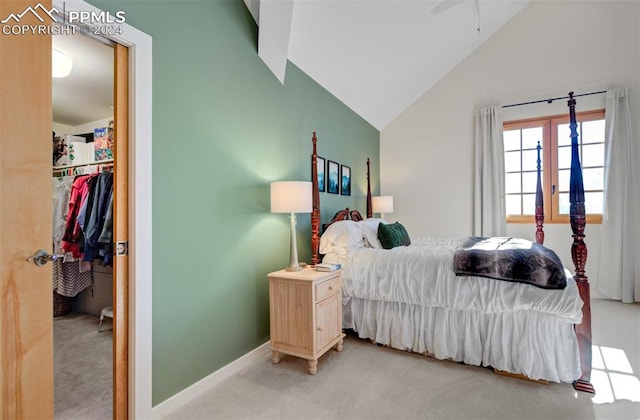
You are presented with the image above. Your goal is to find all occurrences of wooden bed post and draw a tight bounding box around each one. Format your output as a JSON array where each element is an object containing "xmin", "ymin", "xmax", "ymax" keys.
[
  {"xmin": 366, "ymin": 158, "xmax": 372, "ymax": 218},
  {"xmin": 311, "ymin": 132, "xmax": 321, "ymax": 265},
  {"xmin": 568, "ymin": 92, "xmax": 595, "ymax": 394},
  {"xmin": 535, "ymin": 142, "xmax": 544, "ymax": 245}
]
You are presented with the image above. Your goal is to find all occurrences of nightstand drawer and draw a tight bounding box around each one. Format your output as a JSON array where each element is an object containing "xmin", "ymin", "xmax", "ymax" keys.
[{"xmin": 315, "ymin": 275, "xmax": 341, "ymax": 301}]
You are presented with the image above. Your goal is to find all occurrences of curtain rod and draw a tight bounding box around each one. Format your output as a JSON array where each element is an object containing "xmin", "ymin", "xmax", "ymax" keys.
[{"xmin": 502, "ymin": 90, "xmax": 606, "ymax": 109}]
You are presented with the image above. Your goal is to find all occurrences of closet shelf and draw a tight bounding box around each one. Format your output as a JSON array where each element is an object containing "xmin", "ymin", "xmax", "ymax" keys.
[{"xmin": 53, "ymin": 159, "xmax": 114, "ymax": 171}]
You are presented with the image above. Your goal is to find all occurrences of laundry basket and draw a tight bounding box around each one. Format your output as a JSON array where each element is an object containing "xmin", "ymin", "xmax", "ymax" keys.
[{"xmin": 53, "ymin": 290, "xmax": 72, "ymax": 317}]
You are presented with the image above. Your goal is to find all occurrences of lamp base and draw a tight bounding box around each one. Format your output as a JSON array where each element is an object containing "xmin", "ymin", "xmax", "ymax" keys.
[{"xmin": 285, "ymin": 213, "xmax": 303, "ymax": 272}]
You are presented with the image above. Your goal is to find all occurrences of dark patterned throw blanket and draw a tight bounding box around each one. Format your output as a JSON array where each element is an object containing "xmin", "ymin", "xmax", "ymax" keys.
[{"xmin": 453, "ymin": 237, "xmax": 566, "ymax": 289}]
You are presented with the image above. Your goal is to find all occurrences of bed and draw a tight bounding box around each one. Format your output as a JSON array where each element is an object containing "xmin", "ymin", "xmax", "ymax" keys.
[{"xmin": 308, "ymin": 93, "xmax": 595, "ymax": 392}]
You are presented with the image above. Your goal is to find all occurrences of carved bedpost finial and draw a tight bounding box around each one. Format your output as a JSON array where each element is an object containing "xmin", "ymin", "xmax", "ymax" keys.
[
  {"xmin": 568, "ymin": 91, "xmax": 586, "ymax": 279},
  {"xmin": 535, "ymin": 141, "xmax": 544, "ymax": 244}
]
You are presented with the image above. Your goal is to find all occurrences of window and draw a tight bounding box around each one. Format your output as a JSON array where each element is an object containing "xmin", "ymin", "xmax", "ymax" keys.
[{"xmin": 503, "ymin": 109, "xmax": 605, "ymax": 224}]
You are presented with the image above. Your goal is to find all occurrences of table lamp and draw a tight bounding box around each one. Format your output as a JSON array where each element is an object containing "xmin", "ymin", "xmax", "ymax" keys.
[
  {"xmin": 271, "ymin": 181, "xmax": 312, "ymax": 271},
  {"xmin": 372, "ymin": 196, "xmax": 394, "ymax": 219}
]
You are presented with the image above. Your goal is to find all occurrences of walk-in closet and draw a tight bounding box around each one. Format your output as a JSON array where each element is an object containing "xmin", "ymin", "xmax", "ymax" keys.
[{"xmin": 52, "ymin": 31, "xmax": 115, "ymax": 420}]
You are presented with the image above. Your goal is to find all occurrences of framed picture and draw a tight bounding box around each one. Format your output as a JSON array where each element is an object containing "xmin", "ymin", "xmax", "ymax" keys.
[
  {"xmin": 341, "ymin": 165, "xmax": 351, "ymax": 196},
  {"xmin": 327, "ymin": 160, "xmax": 339, "ymax": 194},
  {"xmin": 315, "ymin": 156, "xmax": 326, "ymax": 192}
]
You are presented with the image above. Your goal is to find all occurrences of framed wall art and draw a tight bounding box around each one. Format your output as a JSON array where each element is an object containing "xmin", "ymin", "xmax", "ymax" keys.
[
  {"xmin": 327, "ymin": 160, "xmax": 339, "ymax": 194},
  {"xmin": 315, "ymin": 156, "xmax": 326, "ymax": 192},
  {"xmin": 341, "ymin": 165, "xmax": 351, "ymax": 196}
]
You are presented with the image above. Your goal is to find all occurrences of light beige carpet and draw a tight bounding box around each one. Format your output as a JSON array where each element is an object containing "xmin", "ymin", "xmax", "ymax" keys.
[
  {"xmin": 165, "ymin": 299, "xmax": 640, "ymax": 420},
  {"xmin": 54, "ymin": 312, "xmax": 112, "ymax": 420}
]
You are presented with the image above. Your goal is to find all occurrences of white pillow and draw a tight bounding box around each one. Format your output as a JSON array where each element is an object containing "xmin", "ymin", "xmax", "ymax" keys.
[
  {"xmin": 360, "ymin": 218, "xmax": 388, "ymax": 249},
  {"xmin": 319, "ymin": 220, "xmax": 365, "ymax": 256}
]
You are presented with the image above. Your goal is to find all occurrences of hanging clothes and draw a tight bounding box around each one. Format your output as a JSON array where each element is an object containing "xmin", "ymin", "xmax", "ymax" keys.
[
  {"xmin": 53, "ymin": 157, "xmax": 114, "ymax": 300},
  {"xmin": 60, "ymin": 171, "xmax": 114, "ymax": 263},
  {"xmin": 98, "ymin": 191, "xmax": 114, "ymax": 265},
  {"xmin": 82, "ymin": 172, "xmax": 113, "ymax": 262},
  {"xmin": 53, "ymin": 174, "xmax": 95, "ymax": 298},
  {"xmin": 61, "ymin": 173, "xmax": 98, "ymax": 258},
  {"xmin": 52, "ymin": 176, "xmax": 74, "ymax": 253}
]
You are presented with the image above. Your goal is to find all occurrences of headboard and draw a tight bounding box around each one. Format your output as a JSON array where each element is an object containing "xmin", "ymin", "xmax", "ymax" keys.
[{"xmin": 321, "ymin": 208, "xmax": 365, "ymax": 232}]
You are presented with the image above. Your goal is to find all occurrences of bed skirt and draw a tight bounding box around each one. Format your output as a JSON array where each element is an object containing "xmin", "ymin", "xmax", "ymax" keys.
[{"xmin": 344, "ymin": 297, "xmax": 581, "ymax": 383}]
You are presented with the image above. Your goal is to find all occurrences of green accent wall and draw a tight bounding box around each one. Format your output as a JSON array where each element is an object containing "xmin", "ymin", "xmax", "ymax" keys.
[{"xmin": 90, "ymin": 0, "xmax": 379, "ymax": 405}]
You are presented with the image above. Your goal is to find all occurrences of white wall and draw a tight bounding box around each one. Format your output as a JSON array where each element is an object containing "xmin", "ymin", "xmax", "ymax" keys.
[
  {"xmin": 381, "ymin": 1, "xmax": 639, "ymax": 280},
  {"xmin": 52, "ymin": 122, "xmax": 73, "ymax": 135},
  {"xmin": 72, "ymin": 263, "xmax": 113, "ymax": 316},
  {"xmin": 53, "ymin": 116, "xmax": 113, "ymax": 137}
]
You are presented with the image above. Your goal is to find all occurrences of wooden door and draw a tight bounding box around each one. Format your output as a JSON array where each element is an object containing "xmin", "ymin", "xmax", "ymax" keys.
[
  {"xmin": 0, "ymin": 7, "xmax": 130, "ymax": 417},
  {"xmin": 0, "ymin": 0, "xmax": 54, "ymax": 418},
  {"xmin": 113, "ymin": 42, "xmax": 129, "ymax": 420}
]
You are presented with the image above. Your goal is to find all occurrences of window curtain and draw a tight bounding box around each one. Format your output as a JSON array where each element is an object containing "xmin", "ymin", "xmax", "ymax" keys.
[
  {"xmin": 596, "ymin": 88, "xmax": 640, "ymax": 303},
  {"xmin": 473, "ymin": 106, "xmax": 506, "ymax": 237}
]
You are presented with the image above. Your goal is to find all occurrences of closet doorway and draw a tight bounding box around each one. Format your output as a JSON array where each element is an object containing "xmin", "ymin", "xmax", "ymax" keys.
[
  {"xmin": 0, "ymin": 0, "xmax": 149, "ymax": 417},
  {"xmin": 52, "ymin": 32, "xmax": 129, "ymax": 419}
]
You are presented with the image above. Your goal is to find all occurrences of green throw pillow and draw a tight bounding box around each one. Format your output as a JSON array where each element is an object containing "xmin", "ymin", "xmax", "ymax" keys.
[{"xmin": 378, "ymin": 222, "xmax": 411, "ymax": 249}]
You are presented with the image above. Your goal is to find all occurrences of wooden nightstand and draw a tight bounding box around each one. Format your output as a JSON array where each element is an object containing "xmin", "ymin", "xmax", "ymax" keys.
[{"xmin": 268, "ymin": 268, "xmax": 345, "ymax": 374}]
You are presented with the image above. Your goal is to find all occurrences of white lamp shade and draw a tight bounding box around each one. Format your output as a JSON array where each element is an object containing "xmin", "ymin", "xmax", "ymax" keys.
[
  {"xmin": 270, "ymin": 181, "xmax": 313, "ymax": 213},
  {"xmin": 372, "ymin": 196, "xmax": 394, "ymax": 214}
]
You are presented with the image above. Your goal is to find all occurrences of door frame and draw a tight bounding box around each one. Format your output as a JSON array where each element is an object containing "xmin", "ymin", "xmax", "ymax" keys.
[{"xmin": 52, "ymin": 1, "xmax": 153, "ymax": 417}]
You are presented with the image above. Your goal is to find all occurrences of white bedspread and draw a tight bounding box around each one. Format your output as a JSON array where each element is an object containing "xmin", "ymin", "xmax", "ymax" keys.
[
  {"xmin": 325, "ymin": 237, "xmax": 583, "ymax": 322},
  {"xmin": 323, "ymin": 237, "xmax": 584, "ymax": 382}
]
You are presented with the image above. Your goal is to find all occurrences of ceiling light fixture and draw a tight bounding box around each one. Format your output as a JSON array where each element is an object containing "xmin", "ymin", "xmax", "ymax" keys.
[{"xmin": 52, "ymin": 49, "xmax": 73, "ymax": 78}]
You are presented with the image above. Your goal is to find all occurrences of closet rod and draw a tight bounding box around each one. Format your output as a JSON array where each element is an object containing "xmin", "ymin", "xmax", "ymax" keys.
[
  {"xmin": 502, "ymin": 90, "xmax": 606, "ymax": 109},
  {"xmin": 53, "ymin": 159, "xmax": 114, "ymax": 171}
]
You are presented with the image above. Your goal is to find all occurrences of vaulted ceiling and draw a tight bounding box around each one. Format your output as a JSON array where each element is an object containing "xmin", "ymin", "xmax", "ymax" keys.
[
  {"xmin": 53, "ymin": 1, "xmax": 530, "ymax": 129},
  {"xmin": 247, "ymin": 0, "xmax": 529, "ymax": 130}
]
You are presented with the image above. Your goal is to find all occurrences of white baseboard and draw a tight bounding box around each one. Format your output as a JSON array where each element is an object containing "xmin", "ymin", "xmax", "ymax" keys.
[{"xmin": 151, "ymin": 341, "xmax": 271, "ymax": 418}]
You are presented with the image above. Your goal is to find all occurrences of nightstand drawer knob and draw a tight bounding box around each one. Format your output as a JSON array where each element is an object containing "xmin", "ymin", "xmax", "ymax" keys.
[
  {"xmin": 317, "ymin": 326, "xmax": 323, "ymax": 332},
  {"xmin": 328, "ymin": 286, "xmax": 333, "ymax": 291}
]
